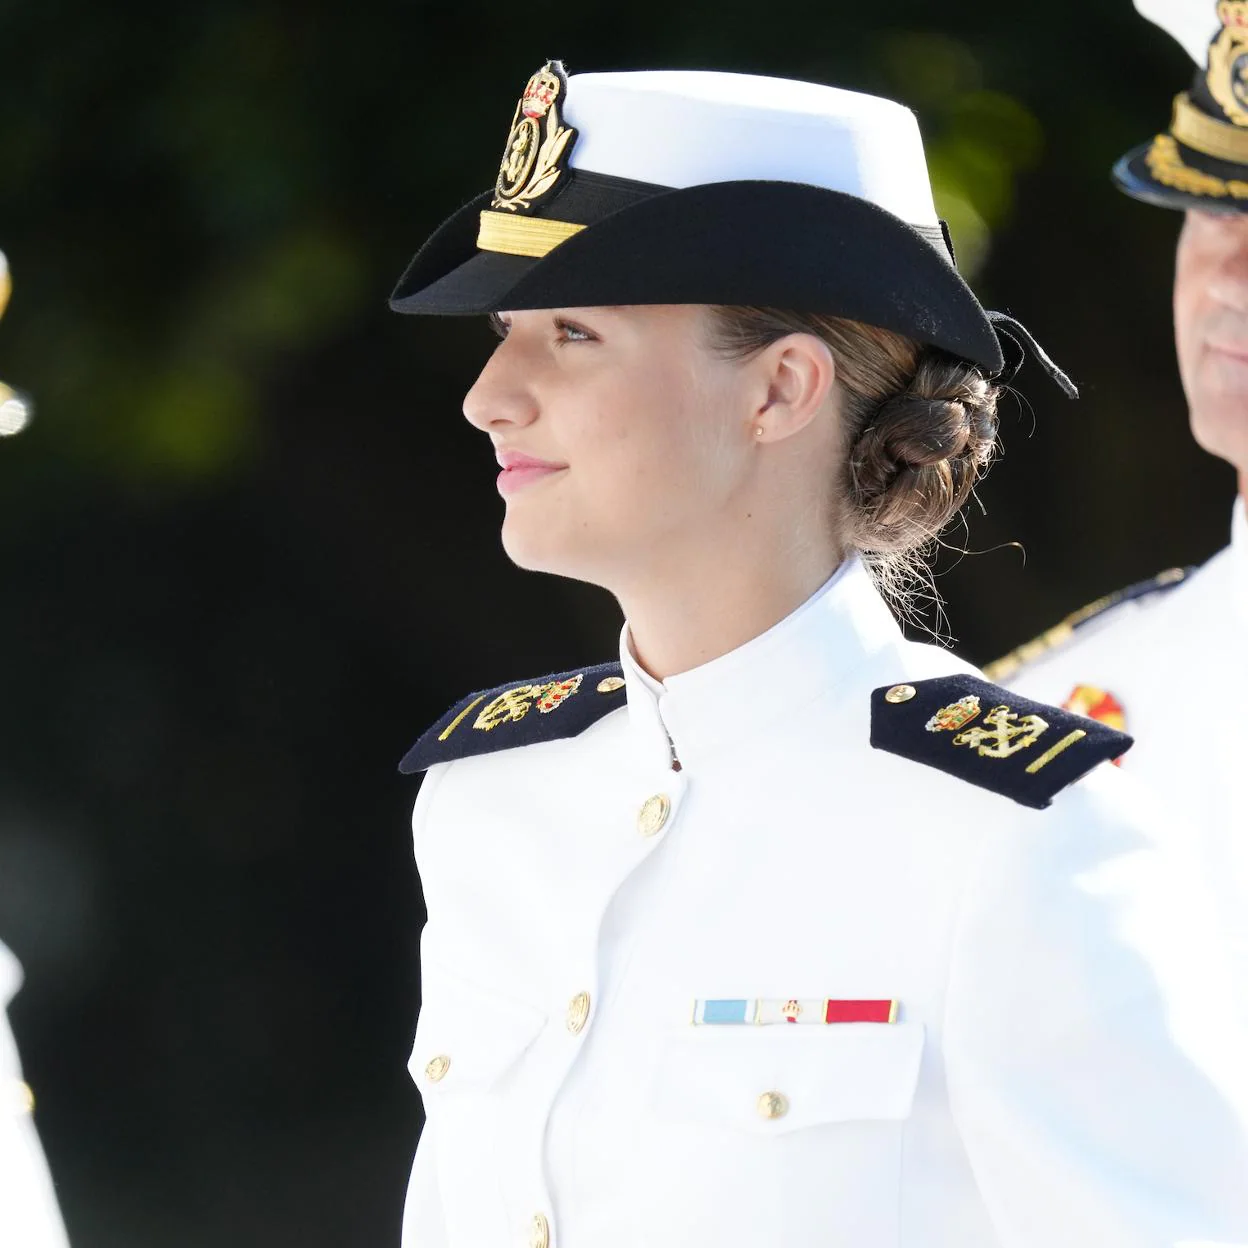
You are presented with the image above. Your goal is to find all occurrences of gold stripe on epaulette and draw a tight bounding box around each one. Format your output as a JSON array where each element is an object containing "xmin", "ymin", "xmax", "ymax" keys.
[{"xmin": 983, "ymin": 567, "xmax": 1188, "ymax": 683}]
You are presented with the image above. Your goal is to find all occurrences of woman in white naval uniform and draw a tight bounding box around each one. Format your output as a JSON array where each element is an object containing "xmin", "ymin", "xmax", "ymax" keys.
[{"xmin": 387, "ymin": 64, "xmax": 1248, "ymax": 1248}]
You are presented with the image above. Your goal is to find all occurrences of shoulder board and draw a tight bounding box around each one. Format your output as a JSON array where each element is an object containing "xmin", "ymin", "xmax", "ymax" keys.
[
  {"xmin": 983, "ymin": 567, "xmax": 1191, "ymax": 683},
  {"xmin": 398, "ymin": 661, "xmax": 626, "ymax": 774},
  {"xmin": 870, "ymin": 675, "xmax": 1133, "ymax": 810}
]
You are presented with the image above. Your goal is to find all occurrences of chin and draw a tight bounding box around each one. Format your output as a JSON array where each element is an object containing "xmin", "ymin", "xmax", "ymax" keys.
[
  {"xmin": 1189, "ymin": 398, "xmax": 1248, "ymax": 474},
  {"xmin": 500, "ymin": 515, "xmax": 607, "ymax": 584}
]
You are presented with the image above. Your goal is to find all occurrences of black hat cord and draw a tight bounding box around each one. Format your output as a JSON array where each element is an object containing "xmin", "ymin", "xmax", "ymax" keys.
[{"xmin": 987, "ymin": 311, "xmax": 1079, "ymax": 400}]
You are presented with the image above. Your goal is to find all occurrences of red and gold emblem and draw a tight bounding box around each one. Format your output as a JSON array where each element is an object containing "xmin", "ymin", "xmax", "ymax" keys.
[
  {"xmin": 492, "ymin": 61, "xmax": 578, "ymax": 214},
  {"xmin": 535, "ymin": 674, "xmax": 583, "ymax": 713},
  {"xmin": 925, "ymin": 694, "xmax": 981, "ymax": 733},
  {"xmin": 1061, "ymin": 684, "xmax": 1126, "ymax": 732}
]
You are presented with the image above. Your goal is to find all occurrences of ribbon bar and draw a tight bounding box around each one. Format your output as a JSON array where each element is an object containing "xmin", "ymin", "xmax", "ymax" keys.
[{"xmin": 693, "ymin": 998, "xmax": 899, "ymax": 1025}]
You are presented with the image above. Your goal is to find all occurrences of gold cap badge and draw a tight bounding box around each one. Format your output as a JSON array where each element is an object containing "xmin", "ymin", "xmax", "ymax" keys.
[
  {"xmin": 492, "ymin": 61, "xmax": 578, "ymax": 214},
  {"xmin": 1210, "ymin": 2, "xmax": 1248, "ymax": 127}
]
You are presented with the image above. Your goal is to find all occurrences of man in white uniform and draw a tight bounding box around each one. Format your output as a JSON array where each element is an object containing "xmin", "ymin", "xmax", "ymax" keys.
[
  {"xmin": 0, "ymin": 252, "xmax": 71, "ymax": 1246},
  {"xmin": 988, "ymin": 0, "xmax": 1248, "ymax": 948}
]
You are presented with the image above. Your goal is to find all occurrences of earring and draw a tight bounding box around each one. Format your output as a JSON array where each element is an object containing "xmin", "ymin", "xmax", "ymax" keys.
[{"xmin": 754, "ymin": 425, "xmax": 765, "ymax": 437}]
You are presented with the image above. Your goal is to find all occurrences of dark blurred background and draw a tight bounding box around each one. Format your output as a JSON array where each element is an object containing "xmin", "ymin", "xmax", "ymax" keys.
[{"xmin": 0, "ymin": 2, "xmax": 1235, "ymax": 1244}]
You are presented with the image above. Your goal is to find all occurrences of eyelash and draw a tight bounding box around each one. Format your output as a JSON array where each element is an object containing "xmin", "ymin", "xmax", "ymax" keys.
[{"xmin": 488, "ymin": 315, "xmax": 597, "ymax": 345}]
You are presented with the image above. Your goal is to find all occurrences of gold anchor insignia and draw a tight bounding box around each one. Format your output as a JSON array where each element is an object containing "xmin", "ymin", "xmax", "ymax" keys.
[
  {"xmin": 951, "ymin": 704, "xmax": 1049, "ymax": 759},
  {"xmin": 1209, "ymin": 2, "xmax": 1248, "ymax": 127},
  {"xmin": 472, "ymin": 674, "xmax": 584, "ymax": 732},
  {"xmin": 492, "ymin": 61, "xmax": 578, "ymax": 214}
]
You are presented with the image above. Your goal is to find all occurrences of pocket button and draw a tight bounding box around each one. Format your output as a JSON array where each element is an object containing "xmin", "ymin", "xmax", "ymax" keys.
[{"xmin": 757, "ymin": 1090, "xmax": 790, "ymax": 1121}]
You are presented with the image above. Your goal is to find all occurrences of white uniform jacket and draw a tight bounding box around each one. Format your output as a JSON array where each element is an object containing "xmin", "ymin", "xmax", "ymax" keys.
[
  {"xmin": 401, "ymin": 560, "xmax": 1248, "ymax": 1248},
  {"xmin": 0, "ymin": 942, "xmax": 70, "ymax": 1248},
  {"xmin": 1000, "ymin": 498, "xmax": 1247, "ymax": 962}
]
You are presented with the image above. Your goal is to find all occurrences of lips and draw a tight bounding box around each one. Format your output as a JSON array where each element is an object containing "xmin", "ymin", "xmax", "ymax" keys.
[{"xmin": 495, "ymin": 448, "xmax": 567, "ymax": 496}]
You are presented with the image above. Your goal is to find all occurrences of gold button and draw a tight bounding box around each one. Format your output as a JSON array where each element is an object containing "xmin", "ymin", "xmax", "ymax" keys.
[
  {"xmin": 424, "ymin": 1055, "xmax": 451, "ymax": 1083},
  {"xmin": 9, "ymin": 1079, "xmax": 34, "ymax": 1115},
  {"xmin": 884, "ymin": 684, "xmax": 916, "ymax": 704},
  {"xmin": 566, "ymin": 990, "xmax": 591, "ymax": 1035},
  {"xmin": 757, "ymin": 1090, "xmax": 789, "ymax": 1120},
  {"xmin": 529, "ymin": 1212, "xmax": 550, "ymax": 1248},
  {"xmin": 637, "ymin": 793, "xmax": 671, "ymax": 837},
  {"xmin": 596, "ymin": 675, "xmax": 626, "ymax": 694}
]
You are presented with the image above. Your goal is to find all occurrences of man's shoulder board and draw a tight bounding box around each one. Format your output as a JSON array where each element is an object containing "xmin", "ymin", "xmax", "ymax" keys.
[
  {"xmin": 869, "ymin": 675, "xmax": 1133, "ymax": 810},
  {"xmin": 398, "ymin": 661, "xmax": 626, "ymax": 774},
  {"xmin": 983, "ymin": 567, "xmax": 1190, "ymax": 683}
]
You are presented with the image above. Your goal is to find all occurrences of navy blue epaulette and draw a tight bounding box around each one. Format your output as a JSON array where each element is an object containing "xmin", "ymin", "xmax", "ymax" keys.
[
  {"xmin": 398, "ymin": 661, "xmax": 626, "ymax": 774},
  {"xmin": 983, "ymin": 567, "xmax": 1190, "ymax": 683},
  {"xmin": 870, "ymin": 675, "xmax": 1133, "ymax": 810}
]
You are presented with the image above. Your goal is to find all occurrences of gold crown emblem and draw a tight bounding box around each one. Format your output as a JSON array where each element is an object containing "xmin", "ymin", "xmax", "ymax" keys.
[
  {"xmin": 925, "ymin": 695, "xmax": 982, "ymax": 734},
  {"xmin": 521, "ymin": 67, "xmax": 561, "ymax": 119},
  {"xmin": 782, "ymin": 999, "xmax": 802, "ymax": 1022},
  {"xmin": 1218, "ymin": 1, "xmax": 1248, "ymax": 30}
]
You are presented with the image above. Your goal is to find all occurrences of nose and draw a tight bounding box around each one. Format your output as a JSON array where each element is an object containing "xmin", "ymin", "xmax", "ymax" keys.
[{"xmin": 462, "ymin": 337, "xmax": 539, "ymax": 433}]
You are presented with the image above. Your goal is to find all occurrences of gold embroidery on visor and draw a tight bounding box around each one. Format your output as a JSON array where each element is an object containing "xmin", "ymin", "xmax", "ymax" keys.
[
  {"xmin": 477, "ymin": 210, "xmax": 586, "ymax": 258},
  {"xmin": 1144, "ymin": 134, "xmax": 1248, "ymax": 200}
]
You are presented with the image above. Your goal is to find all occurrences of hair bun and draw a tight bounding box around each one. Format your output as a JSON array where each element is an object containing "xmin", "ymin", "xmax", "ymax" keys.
[{"xmin": 847, "ymin": 349, "xmax": 998, "ymax": 553}]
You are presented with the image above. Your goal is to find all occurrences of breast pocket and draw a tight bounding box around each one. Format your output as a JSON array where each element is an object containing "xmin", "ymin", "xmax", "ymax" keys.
[
  {"xmin": 409, "ymin": 960, "xmax": 547, "ymax": 1103},
  {"xmin": 651, "ymin": 1022, "xmax": 925, "ymax": 1136}
]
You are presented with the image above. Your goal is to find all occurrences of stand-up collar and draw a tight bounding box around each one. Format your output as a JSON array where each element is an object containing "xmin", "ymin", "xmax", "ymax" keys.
[{"xmin": 619, "ymin": 559, "xmax": 903, "ymax": 771}]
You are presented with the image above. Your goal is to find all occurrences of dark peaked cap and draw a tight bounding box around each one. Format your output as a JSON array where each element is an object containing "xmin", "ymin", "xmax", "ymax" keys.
[
  {"xmin": 389, "ymin": 65, "xmax": 1008, "ymax": 376},
  {"xmin": 1115, "ymin": 0, "xmax": 1248, "ymax": 214}
]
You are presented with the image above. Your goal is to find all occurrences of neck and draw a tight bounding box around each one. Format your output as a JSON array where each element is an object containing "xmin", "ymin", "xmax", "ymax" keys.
[{"xmin": 616, "ymin": 533, "xmax": 845, "ymax": 682}]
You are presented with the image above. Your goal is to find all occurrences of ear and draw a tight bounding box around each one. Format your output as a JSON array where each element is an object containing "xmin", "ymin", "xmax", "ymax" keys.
[{"xmin": 751, "ymin": 333, "xmax": 836, "ymax": 444}]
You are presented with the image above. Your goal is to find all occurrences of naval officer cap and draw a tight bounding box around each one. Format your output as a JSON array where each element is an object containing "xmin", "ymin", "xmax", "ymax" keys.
[
  {"xmin": 391, "ymin": 63, "xmax": 1076, "ymax": 390},
  {"xmin": 1117, "ymin": 0, "xmax": 1248, "ymax": 211}
]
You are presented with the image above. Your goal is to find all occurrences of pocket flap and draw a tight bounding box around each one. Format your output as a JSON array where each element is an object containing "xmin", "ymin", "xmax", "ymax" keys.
[
  {"xmin": 652, "ymin": 1022, "xmax": 925, "ymax": 1135},
  {"xmin": 409, "ymin": 962, "xmax": 547, "ymax": 1095}
]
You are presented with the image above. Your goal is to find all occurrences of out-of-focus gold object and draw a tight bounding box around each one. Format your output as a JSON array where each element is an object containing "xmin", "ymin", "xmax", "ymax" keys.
[{"xmin": 0, "ymin": 248, "xmax": 32, "ymax": 437}]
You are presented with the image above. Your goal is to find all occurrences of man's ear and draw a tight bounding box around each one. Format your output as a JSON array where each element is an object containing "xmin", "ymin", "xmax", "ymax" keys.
[{"xmin": 750, "ymin": 333, "xmax": 836, "ymax": 443}]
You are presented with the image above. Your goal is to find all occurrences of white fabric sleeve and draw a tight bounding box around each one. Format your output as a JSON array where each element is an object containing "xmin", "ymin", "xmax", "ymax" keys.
[
  {"xmin": 400, "ymin": 765, "xmax": 452, "ymax": 1248},
  {"xmin": 945, "ymin": 767, "xmax": 1248, "ymax": 1247},
  {"xmin": 0, "ymin": 944, "xmax": 71, "ymax": 1248},
  {"xmin": 400, "ymin": 1123, "xmax": 447, "ymax": 1248}
]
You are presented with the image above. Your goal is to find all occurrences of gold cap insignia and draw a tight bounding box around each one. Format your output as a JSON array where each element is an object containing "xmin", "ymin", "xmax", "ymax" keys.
[
  {"xmin": 1210, "ymin": 2, "xmax": 1248, "ymax": 127},
  {"xmin": 925, "ymin": 695, "xmax": 981, "ymax": 734},
  {"xmin": 492, "ymin": 61, "xmax": 579, "ymax": 214}
]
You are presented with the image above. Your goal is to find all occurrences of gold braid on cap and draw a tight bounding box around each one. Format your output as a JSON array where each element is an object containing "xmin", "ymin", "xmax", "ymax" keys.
[{"xmin": 1170, "ymin": 92, "xmax": 1248, "ymax": 163}]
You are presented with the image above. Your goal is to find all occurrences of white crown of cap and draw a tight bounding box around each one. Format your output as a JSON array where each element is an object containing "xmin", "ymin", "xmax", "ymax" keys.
[
  {"xmin": 561, "ymin": 70, "xmax": 939, "ymax": 227},
  {"xmin": 1133, "ymin": 0, "xmax": 1218, "ymax": 65}
]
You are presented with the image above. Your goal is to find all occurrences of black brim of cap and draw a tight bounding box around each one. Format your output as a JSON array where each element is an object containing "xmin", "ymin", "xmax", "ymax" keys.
[
  {"xmin": 1114, "ymin": 137, "xmax": 1248, "ymax": 215},
  {"xmin": 390, "ymin": 180, "xmax": 1003, "ymax": 373}
]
